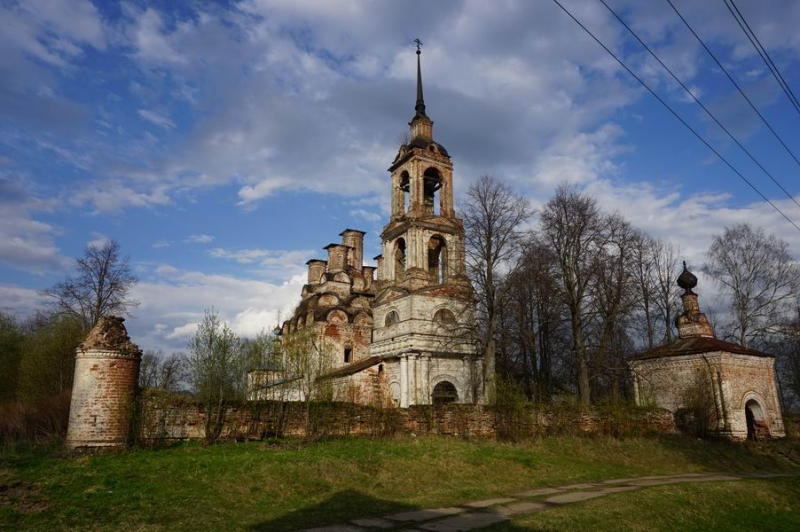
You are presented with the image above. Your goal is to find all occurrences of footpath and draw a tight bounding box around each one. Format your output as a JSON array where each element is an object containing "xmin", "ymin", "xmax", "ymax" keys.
[{"xmin": 303, "ymin": 471, "xmax": 795, "ymax": 532}]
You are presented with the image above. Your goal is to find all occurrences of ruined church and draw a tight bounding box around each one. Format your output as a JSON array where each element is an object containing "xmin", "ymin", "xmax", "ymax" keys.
[
  {"xmin": 63, "ymin": 47, "xmax": 787, "ymax": 451},
  {"xmin": 631, "ymin": 264, "xmax": 785, "ymax": 440},
  {"xmin": 251, "ymin": 46, "xmax": 482, "ymax": 406}
]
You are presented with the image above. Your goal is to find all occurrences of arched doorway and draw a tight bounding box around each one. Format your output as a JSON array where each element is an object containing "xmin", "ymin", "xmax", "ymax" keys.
[
  {"xmin": 745, "ymin": 399, "xmax": 769, "ymax": 441},
  {"xmin": 432, "ymin": 381, "xmax": 458, "ymax": 405}
]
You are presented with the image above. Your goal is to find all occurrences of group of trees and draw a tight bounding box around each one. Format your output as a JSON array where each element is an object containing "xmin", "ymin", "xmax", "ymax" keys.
[
  {"xmin": 0, "ymin": 241, "xmax": 142, "ymax": 441},
  {"xmin": 1, "ymin": 241, "xmax": 138, "ymax": 406},
  {"xmin": 464, "ymin": 177, "xmax": 800, "ymax": 409}
]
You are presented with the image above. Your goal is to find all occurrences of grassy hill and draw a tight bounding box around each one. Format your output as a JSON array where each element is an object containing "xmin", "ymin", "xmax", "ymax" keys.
[{"xmin": 1, "ymin": 435, "xmax": 798, "ymax": 531}]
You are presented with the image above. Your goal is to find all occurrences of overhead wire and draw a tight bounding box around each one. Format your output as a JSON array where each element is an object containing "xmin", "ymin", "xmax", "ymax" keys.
[
  {"xmin": 597, "ymin": 0, "xmax": 800, "ymax": 210},
  {"xmin": 549, "ymin": 0, "xmax": 800, "ymax": 233},
  {"xmin": 724, "ymin": 0, "xmax": 800, "ymax": 113},
  {"xmin": 666, "ymin": 0, "xmax": 800, "ymax": 168}
]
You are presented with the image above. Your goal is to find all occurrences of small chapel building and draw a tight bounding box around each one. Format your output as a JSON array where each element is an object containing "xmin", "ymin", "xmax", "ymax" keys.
[
  {"xmin": 249, "ymin": 46, "xmax": 482, "ymax": 406},
  {"xmin": 630, "ymin": 264, "xmax": 785, "ymax": 440}
]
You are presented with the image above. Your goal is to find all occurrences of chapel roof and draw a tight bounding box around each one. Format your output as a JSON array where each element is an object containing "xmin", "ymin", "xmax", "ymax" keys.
[{"xmin": 633, "ymin": 336, "xmax": 772, "ymax": 361}]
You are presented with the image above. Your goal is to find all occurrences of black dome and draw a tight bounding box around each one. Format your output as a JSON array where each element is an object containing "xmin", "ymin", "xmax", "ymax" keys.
[{"xmin": 677, "ymin": 261, "xmax": 698, "ymax": 291}]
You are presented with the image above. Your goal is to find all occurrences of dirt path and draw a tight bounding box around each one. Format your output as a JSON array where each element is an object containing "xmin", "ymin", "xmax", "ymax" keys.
[{"xmin": 302, "ymin": 471, "xmax": 796, "ymax": 532}]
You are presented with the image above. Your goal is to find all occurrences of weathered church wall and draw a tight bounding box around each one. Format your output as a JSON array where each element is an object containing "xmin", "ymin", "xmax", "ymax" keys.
[
  {"xmin": 631, "ymin": 352, "xmax": 785, "ymax": 439},
  {"xmin": 137, "ymin": 395, "xmax": 677, "ymax": 443}
]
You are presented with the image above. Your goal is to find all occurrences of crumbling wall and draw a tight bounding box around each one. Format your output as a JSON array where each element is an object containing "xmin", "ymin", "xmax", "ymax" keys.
[{"xmin": 138, "ymin": 396, "xmax": 677, "ymax": 443}]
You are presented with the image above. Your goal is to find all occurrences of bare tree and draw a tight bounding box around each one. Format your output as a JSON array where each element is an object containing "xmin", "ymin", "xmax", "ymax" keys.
[
  {"xmin": 502, "ymin": 236, "xmax": 565, "ymax": 401},
  {"xmin": 704, "ymin": 224, "xmax": 799, "ymax": 346},
  {"xmin": 42, "ymin": 240, "xmax": 138, "ymax": 329},
  {"xmin": 631, "ymin": 232, "xmax": 657, "ymax": 349},
  {"xmin": 139, "ymin": 350, "xmax": 186, "ymax": 391},
  {"xmin": 461, "ymin": 175, "xmax": 532, "ymax": 400},
  {"xmin": 591, "ymin": 214, "xmax": 638, "ymax": 400},
  {"xmin": 185, "ymin": 309, "xmax": 243, "ymax": 442},
  {"xmin": 651, "ymin": 238, "xmax": 681, "ymax": 343},
  {"xmin": 139, "ymin": 351, "xmax": 160, "ymax": 390},
  {"xmin": 540, "ymin": 184, "xmax": 609, "ymax": 406}
]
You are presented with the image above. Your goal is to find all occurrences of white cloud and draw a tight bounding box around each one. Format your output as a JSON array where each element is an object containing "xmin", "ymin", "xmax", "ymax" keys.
[
  {"xmin": 0, "ymin": 0, "xmax": 105, "ymax": 68},
  {"xmin": 70, "ymin": 180, "xmax": 171, "ymax": 213},
  {"xmin": 0, "ymin": 176, "xmax": 70, "ymax": 273},
  {"xmin": 184, "ymin": 234, "xmax": 215, "ymax": 244},
  {"xmin": 124, "ymin": 7, "xmax": 188, "ymax": 66},
  {"xmin": 0, "ymin": 283, "xmax": 46, "ymax": 317},
  {"xmin": 87, "ymin": 232, "xmax": 109, "ymax": 248},
  {"xmin": 127, "ymin": 266, "xmax": 305, "ymax": 350},
  {"xmin": 137, "ymin": 109, "xmax": 176, "ymax": 129},
  {"xmin": 208, "ymin": 247, "xmax": 314, "ymax": 281},
  {"xmin": 532, "ymin": 123, "xmax": 629, "ymax": 187}
]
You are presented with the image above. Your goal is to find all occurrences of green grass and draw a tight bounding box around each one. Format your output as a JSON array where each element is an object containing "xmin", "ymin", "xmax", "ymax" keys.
[
  {"xmin": 486, "ymin": 478, "xmax": 800, "ymax": 531},
  {"xmin": 1, "ymin": 436, "xmax": 798, "ymax": 531}
]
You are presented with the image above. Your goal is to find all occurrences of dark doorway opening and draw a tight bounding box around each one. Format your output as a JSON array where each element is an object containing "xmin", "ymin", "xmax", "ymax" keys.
[
  {"xmin": 432, "ymin": 381, "xmax": 458, "ymax": 405},
  {"xmin": 745, "ymin": 399, "xmax": 769, "ymax": 441}
]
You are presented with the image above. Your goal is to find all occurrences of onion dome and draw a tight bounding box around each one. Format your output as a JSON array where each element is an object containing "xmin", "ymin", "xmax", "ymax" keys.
[{"xmin": 677, "ymin": 261, "xmax": 698, "ymax": 292}]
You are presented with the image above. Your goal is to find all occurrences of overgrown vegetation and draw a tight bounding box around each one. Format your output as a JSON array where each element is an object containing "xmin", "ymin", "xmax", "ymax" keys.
[{"xmin": 1, "ymin": 240, "xmax": 137, "ymax": 445}]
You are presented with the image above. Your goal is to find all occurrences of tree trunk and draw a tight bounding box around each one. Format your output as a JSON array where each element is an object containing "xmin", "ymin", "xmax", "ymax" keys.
[{"xmin": 571, "ymin": 309, "xmax": 590, "ymax": 406}]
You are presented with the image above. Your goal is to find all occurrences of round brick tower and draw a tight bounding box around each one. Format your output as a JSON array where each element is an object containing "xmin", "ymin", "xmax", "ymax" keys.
[{"xmin": 66, "ymin": 316, "xmax": 142, "ymax": 450}]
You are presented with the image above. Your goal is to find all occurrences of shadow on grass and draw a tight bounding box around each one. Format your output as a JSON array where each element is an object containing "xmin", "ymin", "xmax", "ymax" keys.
[
  {"xmin": 247, "ymin": 489, "xmax": 556, "ymax": 532},
  {"xmin": 660, "ymin": 435, "xmax": 800, "ymax": 473},
  {"xmin": 247, "ymin": 489, "xmax": 419, "ymax": 531}
]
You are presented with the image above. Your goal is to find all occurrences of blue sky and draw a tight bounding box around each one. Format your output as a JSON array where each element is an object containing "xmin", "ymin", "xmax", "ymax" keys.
[{"xmin": 3, "ymin": 0, "xmax": 800, "ymax": 351}]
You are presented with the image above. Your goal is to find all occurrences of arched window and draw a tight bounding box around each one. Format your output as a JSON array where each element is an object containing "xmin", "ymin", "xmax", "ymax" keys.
[
  {"xmin": 432, "ymin": 381, "xmax": 458, "ymax": 405},
  {"xmin": 423, "ymin": 167, "xmax": 442, "ymax": 216},
  {"xmin": 434, "ymin": 308, "xmax": 456, "ymax": 325},
  {"xmin": 344, "ymin": 344, "xmax": 352, "ymax": 363},
  {"xmin": 385, "ymin": 310, "xmax": 399, "ymax": 326},
  {"xmin": 400, "ymin": 171, "xmax": 410, "ymax": 213},
  {"xmin": 394, "ymin": 238, "xmax": 406, "ymax": 279},
  {"xmin": 428, "ymin": 236, "xmax": 447, "ymax": 283}
]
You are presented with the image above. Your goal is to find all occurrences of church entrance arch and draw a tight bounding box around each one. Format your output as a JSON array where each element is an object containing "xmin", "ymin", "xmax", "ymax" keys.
[
  {"xmin": 745, "ymin": 398, "xmax": 769, "ymax": 441},
  {"xmin": 432, "ymin": 381, "xmax": 458, "ymax": 405}
]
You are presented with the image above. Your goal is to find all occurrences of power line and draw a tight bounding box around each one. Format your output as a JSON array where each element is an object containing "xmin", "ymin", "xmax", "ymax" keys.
[
  {"xmin": 597, "ymin": 0, "xmax": 800, "ymax": 210},
  {"xmin": 725, "ymin": 0, "xmax": 800, "ymax": 114},
  {"xmin": 549, "ymin": 0, "xmax": 800, "ymax": 233},
  {"xmin": 666, "ymin": 0, "xmax": 800, "ymax": 168},
  {"xmin": 727, "ymin": 0, "xmax": 800, "ymax": 111}
]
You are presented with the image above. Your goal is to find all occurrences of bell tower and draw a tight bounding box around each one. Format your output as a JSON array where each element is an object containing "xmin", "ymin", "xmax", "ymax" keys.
[
  {"xmin": 370, "ymin": 41, "xmax": 480, "ymax": 407},
  {"xmin": 380, "ymin": 42, "xmax": 465, "ymax": 290}
]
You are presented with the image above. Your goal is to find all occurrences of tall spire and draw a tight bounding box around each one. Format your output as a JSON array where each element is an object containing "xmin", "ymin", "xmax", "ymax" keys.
[{"xmin": 414, "ymin": 38, "xmax": 426, "ymax": 118}]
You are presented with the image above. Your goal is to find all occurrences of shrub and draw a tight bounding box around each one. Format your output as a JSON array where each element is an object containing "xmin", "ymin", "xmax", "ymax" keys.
[{"xmin": 0, "ymin": 392, "xmax": 72, "ymax": 445}]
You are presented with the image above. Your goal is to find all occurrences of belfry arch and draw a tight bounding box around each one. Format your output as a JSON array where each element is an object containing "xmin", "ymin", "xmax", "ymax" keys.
[
  {"xmin": 428, "ymin": 235, "xmax": 447, "ymax": 283},
  {"xmin": 400, "ymin": 171, "xmax": 410, "ymax": 213},
  {"xmin": 394, "ymin": 238, "xmax": 406, "ymax": 279},
  {"xmin": 423, "ymin": 167, "xmax": 442, "ymax": 216}
]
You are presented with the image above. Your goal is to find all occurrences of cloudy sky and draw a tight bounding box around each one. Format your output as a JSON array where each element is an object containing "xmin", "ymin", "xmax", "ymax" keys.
[{"xmin": 3, "ymin": 0, "xmax": 800, "ymax": 351}]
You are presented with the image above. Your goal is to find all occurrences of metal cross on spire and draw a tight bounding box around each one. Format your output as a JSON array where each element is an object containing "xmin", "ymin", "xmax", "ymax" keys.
[{"xmin": 414, "ymin": 38, "xmax": 426, "ymax": 117}]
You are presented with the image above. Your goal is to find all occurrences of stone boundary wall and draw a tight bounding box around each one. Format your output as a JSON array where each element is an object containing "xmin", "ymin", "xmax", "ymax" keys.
[{"xmin": 138, "ymin": 395, "xmax": 677, "ymax": 442}]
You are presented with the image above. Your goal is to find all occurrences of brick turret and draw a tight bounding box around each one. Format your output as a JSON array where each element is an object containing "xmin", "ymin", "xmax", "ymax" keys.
[{"xmin": 66, "ymin": 316, "xmax": 142, "ymax": 450}]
